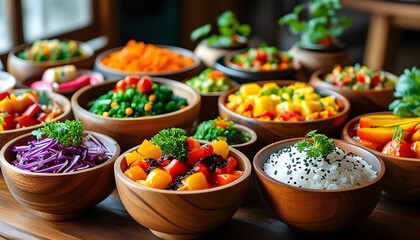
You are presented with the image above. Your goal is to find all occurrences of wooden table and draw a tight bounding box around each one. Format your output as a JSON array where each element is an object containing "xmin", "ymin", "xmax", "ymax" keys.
[
  {"xmin": 342, "ymin": 0, "xmax": 420, "ymax": 72},
  {"xmin": 0, "ymin": 173, "xmax": 419, "ymax": 240}
]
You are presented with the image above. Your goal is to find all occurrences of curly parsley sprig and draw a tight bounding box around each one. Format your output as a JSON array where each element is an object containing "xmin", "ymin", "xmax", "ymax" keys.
[
  {"xmin": 151, "ymin": 128, "xmax": 188, "ymax": 161},
  {"xmin": 296, "ymin": 130, "xmax": 335, "ymax": 158},
  {"xmin": 32, "ymin": 119, "xmax": 84, "ymax": 146}
]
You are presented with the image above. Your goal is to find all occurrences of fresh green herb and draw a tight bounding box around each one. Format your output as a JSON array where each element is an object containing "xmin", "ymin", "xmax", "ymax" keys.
[
  {"xmin": 389, "ymin": 67, "xmax": 420, "ymax": 117},
  {"xmin": 151, "ymin": 128, "xmax": 188, "ymax": 161},
  {"xmin": 296, "ymin": 130, "xmax": 335, "ymax": 158},
  {"xmin": 0, "ymin": 113, "xmax": 9, "ymax": 124},
  {"xmin": 32, "ymin": 119, "xmax": 84, "ymax": 146}
]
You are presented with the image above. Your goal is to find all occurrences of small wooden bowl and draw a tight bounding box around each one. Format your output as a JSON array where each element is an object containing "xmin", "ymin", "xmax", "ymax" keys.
[
  {"xmin": 114, "ymin": 145, "xmax": 252, "ymax": 239},
  {"xmin": 309, "ymin": 68, "xmax": 398, "ymax": 118},
  {"xmin": 7, "ymin": 40, "xmax": 94, "ymax": 86},
  {"xmin": 253, "ymin": 138, "xmax": 385, "ymax": 233},
  {"xmin": 218, "ymin": 80, "xmax": 351, "ymax": 147},
  {"xmin": 342, "ymin": 112, "xmax": 420, "ymax": 202},
  {"xmin": 193, "ymin": 39, "xmax": 247, "ymax": 68},
  {"xmin": 0, "ymin": 131, "xmax": 121, "ymax": 221},
  {"xmin": 71, "ymin": 78, "xmax": 201, "ymax": 151},
  {"xmin": 0, "ymin": 90, "xmax": 72, "ymax": 148},
  {"xmin": 94, "ymin": 45, "xmax": 202, "ymax": 81}
]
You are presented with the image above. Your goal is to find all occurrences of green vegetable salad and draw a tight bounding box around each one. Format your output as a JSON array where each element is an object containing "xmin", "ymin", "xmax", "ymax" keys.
[
  {"xmin": 193, "ymin": 117, "xmax": 251, "ymax": 145},
  {"xmin": 185, "ymin": 68, "xmax": 233, "ymax": 93},
  {"xmin": 18, "ymin": 39, "xmax": 84, "ymax": 62}
]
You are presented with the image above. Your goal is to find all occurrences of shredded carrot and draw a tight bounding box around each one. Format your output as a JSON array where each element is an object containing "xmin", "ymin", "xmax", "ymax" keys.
[{"xmin": 101, "ymin": 40, "xmax": 195, "ymax": 73}]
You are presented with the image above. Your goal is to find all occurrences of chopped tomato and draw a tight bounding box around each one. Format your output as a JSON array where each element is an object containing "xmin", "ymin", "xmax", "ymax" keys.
[
  {"xmin": 187, "ymin": 144, "xmax": 214, "ymax": 166},
  {"xmin": 137, "ymin": 76, "xmax": 153, "ymax": 93},
  {"xmin": 215, "ymin": 170, "xmax": 243, "ymax": 186},
  {"xmin": 186, "ymin": 137, "xmax": 200, "ymax": 151},
  {"xmin": 115, "ymin": 79, "xmax": 128, "ymax": 92},
  {"xmin": 215, "ymin": 157, "xmax": 238, "ymax": 174},
  {"xmin": 164, "ymin": 159, "xmax": 188, "ymax": 179}
]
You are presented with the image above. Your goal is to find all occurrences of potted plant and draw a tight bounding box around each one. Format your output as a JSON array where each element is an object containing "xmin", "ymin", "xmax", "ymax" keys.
[
  {"xmin": 191, "ymin": 10, "xmax": 252, "ymax": 67},
  {"xmin": 278, "ymin": 0, "xmax": 352, "ymax": 77}
]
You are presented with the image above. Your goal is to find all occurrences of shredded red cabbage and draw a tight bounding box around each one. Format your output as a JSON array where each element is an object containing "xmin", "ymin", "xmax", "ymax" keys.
[{"xmin": 11, "ymin": 133, "xmax": 113, "ymax": 173}]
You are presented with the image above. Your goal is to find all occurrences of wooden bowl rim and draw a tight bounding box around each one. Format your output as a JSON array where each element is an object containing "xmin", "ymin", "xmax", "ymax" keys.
[
  {"xmin": 71, "ymin": 77, "xmax": 201, "ymax": 122},
  {"xmin": 95, "ymin": 45, "xmax": 201, "ymax": 76},
  {"xmin": 342, "ymin": 111, "xmax": 420, "ymax": 163},
  {"xmin": 253, "ymin": 137, "xmax": 386, "ymax": 193},
  {"xmin": 0, "ymin": 130, "xmax": 121, "ymax": 176},
  {"xmin": 218, "ymin": 80, "xmax": 351, "ymax": 125},
  {"xmin": 114, "ymin": 146, "xmax": 252, "ymax": 194}
]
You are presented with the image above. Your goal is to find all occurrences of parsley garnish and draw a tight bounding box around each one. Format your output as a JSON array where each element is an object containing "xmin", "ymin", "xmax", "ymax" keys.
[
  {"xmin": 32, "ymin": 119, "xmax": 84, "ymax": 146},
  {"xmin": 150, "ymin": 128, "xmax": 188, "ymax": 161},
  {"xmin": 296, "ymin": 130, "xmax": 335, "ymax": 158}
]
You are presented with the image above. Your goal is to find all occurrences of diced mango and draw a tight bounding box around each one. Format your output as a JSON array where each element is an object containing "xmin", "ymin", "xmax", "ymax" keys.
[
  {"xmin": 320, "ymin": 96, "xmax": 337, "ymax": 108},
  {"xmin": 301, "ymin": 100, "xmax": 323, "ymax": 117},
  {"xmin": 262, "ymin": 82, "xmax": 280, "ymax": 91},
  {"xmin": 239, "ymin": 83, "xmax": 261, "ymax": 96},
  {"xmin": 276, "ymin": 101, "xmax": 301, "ymax": 113},
  {"xmin": 253, "ymin": 96, "xmax": 274, "ymax": 117}
]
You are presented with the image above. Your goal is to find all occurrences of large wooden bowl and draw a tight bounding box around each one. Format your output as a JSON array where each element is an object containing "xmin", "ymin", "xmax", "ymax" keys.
[
  {"xmin": 114, "ymin": 145, "xmax": 252, "ymax": 239},
  {"xmin": 94, "ymin": 45, "xmax": 202, "ymax": 81},
  {"xmin": 7, "ymin": 40, "xmax": 94, "ymax": 86},
  {"xmin": 253, "ymin": 138, "xmax": 385, "ymax": 233},
  {"xmin": 218, "ymin": 80, "xmax": 351, "ymax": 147},
  {"xmin": 309, "ymin": 68, "xmax": 398, "ymax": 118},
  {"xmin": 71, "ymin": 78, "xmax": 201, "ymax": 151},
  {"xmin": 0, "ymin": 90, "xmax": 72, "ymax": 148},
  {"xmin": 342, "ymin": 112, "xmax": 420, "ymax": 202},
  {"xmin": 0, "ymin": 131, "xmax": 121, "ymax": 221}
]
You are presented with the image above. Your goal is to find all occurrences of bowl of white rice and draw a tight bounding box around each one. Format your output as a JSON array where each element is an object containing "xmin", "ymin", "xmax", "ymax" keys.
[{"xmin": 253, "ymin": 137, "xmax": 385, "ymax": 233}]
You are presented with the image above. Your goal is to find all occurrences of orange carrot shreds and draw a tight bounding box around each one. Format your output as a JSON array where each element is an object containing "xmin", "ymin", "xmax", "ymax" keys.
[{"xmin": 101, "ymin": 40, "xmax": 195, "ymax": 73}]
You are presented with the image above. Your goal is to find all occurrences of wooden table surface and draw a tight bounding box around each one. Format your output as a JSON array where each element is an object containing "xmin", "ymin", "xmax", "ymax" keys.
[{"xmin": 0, "ymin": 173, "xmax": 419, "ymax": 240}]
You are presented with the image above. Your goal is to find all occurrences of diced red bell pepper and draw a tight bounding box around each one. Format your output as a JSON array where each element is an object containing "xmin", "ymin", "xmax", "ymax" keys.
[
  {"xmin": 164, "ymin": 159, "xmax": 188, "ymax": 179},
  {"xmin": 36, "ymin": 112, "xmax": 48, "ymax": 122},
  {"xmin": 215, "ymin": 157, "xmax": 238, "ymax": 174},
  {"xmin": 131, "ymin": 159, "xmax": 150, "ymax": 172},
  {"xmin": 215, "ymin": 170, "xmax": 243, "ymax": 186},
  {"xmin": 187, "ymin": 137, "xmax": 200, "ymax": 151},
  {"xmin": 187, "ymin": 144, "xmax": 214, "ymax": 166},
  {"xmin": 23, "ymin": 103, "xmax": 41, "ymax": 118},
  {"xmin": 16, "ymin": 114, "xmax": 40, "ymax": 127},
  {"xmin": 1, "ymin": 114, "xmax": 16, "ymax": 130},
  {"xmin": 0, "ymin": 92, "xmax": 10, "ymax": 101}
]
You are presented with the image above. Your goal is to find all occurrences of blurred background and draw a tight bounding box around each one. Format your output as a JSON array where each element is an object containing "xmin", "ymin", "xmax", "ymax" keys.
[{"xmin": 0, "ymin": 0, "xmax": 419, "ymax": 75}]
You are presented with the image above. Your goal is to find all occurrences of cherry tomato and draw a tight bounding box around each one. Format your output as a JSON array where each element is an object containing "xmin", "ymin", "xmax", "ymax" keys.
[
  {"xmin": 124, "ymin": 75, "xmax": 140, "ymax": 86},
  {"xmin": 137, "ymin": 76, "xmax": 153, "ymax": 93},
  {"xmin": 115, "ymin": 80, "xmax": 127, "ymax": 92},
  {"xmin": 382, "ymin": 139, "xmax": 413, "ymax": 158}
]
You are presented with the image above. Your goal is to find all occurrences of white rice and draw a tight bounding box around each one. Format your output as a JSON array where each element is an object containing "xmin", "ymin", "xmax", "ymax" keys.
[{"xmin": 263, "ymin": 145, "xmax": 377, "ymax": 190}]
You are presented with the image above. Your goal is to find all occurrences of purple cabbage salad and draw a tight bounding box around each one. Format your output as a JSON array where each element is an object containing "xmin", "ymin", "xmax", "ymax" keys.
[{"xmin": 10, "ymin": 119, "xmax": 113, "ymax": 173}]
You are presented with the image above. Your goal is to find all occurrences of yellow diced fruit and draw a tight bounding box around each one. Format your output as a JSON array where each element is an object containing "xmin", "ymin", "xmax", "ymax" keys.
[
  {"xmin": 143, "ymin": 168, "xmax": 172, "ymax": 189},
  {"xmin": 136, "ymin": 139, "xmax": 162, "ymax": 159},
  {"xmin": 276, "ymin": 101, "xmax": 302, "ymax": 114},
  {"xmin": 210, "ymin": 140, "xmax": 229, "ymax": 159},
  {"xmin": 182, "ymin": 172, "xmax": 209, "ymax": 190},
  {"xmin": 124, "ymin": 165, "xmax": 147, "ymax": 181},
  {"xmin": 125, "ymin": 150, "xmax": 144, "ymax": 166},
  {"xmin": 239, "ymin": 83, "xmax": 261, "ymax": 96},
  {"xmin": 301, "ymin": 100, "xmax": 324, "ymax": 117},
  {"xmin": 293, "ymin": 86, "xmax": 315, "ymax": 99},
  {"xmin": 305, "ymin": 92, "xmax": 321, "ymax": 101},
  {"xmin": 262, "ymin": 82, "xmax": 280, "ymax": 91},
  {"xmin": 253, "ymin": 96, "xmax": 274, "ymax": 117},
  {"xmin": 320, "ymin": 96, "xmax": 337, "ymax": 108}
]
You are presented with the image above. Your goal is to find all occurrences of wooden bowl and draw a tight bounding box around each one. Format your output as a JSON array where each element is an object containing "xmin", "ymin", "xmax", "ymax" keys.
[
  {"xmin": 114, "ymin": 145, "xmax": 252, "ymax": 239},
  {"xmin": 71, "ymin": 78, "xmax": 201, "ymax": 151},
  {"xmin": 190, "ymin": 123, "xmax": 258, "ymax": 158},
  {"xmin": 253, "ymin": 138, "xmax": 385, "ymax": 233},
  {"xmin": 0, "ymin": 131, "xmax": 121, "ymax": 221},
  {"xmin": 7, "ymin": 40, "xmax": 94, "ymax": 86},
  {"xmin": 218, "ymin": 80, "xmax": 351, "ymax": 147},
  {"xmin": 193, "ymin": 39, "xmax": 247, "ymax": 68},
  {"xmin": 309, "ymin": 68, "xmax": 398, "ymax": 118},
  {"xmin": 94, "ymin": 45, "xmax": 202, "ymax": 81},
  {"xmin": 342, "ymin": 112, "xmax": 420, "ymax": 202},
  {"xmin": 0, "ymin": 90, "xmax": 72, "ymax": 148},
  {"xmin": 0, "ymin": 70, "xmax": 17, "ymax": 93}
]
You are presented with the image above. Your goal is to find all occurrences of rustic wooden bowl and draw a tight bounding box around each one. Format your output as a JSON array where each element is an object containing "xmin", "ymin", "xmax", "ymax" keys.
[
  {"xmin": 0, "ymin": 131, "xmax": 121, "ymax": 221},
  {"xmin": 71, "ymin": 78, "xmax": 201, "ymax": 151},
  {"xmin": 0, "ymin": 70, "xmax": 17, "ymax": 93},
  {"xmin": 342, "ymin": 112, "xmax": 420, "ymax": 202},
  {"xmin": 94, "ymin": 45, "xmax": 202, "ymax": 81},
  {"xmin": 253, "ymin": 138, "xmax": 385, "ymax": 233},
  {"xmin": 0, "ymin": 90, "xmax": 72, "ymax": 148},
  {"xmin": 193, "ymin": 39, "xmax": 247, "ymax": 68},
  {"xmin": 190, "ymin": 123, "xmax": 258, "ymax": 158},
  {"xmin": 309, "ymin": 68, "xmax": 398, "ymax": 118},
  {"xmin": 7, "ymin": 40, "xmax": 94, "ymax": 86},
  {"xmin": 114, "ymin": 146, "xmax": 252, "ymax": 239},
  {"xmin": 218, "ymin": 80, "xmax": 351, "ymax": 147}
]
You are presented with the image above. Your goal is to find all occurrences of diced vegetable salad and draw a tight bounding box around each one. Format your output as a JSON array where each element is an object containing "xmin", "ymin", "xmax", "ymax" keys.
[
  {"xmin": 10, "ymin": 120, "xmax": 113, "ymax": 173},
  {"xmin": 18, "ymin": 39, "xmax": 84, "ymax": 62},
  {"xmin": 225, "ymin": 82, "xmax": 343, "ymax": 121},
  {"xmin": 323, "ymin": 64, "xmax": 396, "ymax": 90},
  {"xmin": 193, "ymin": 117, "xmax": 250, "ymax": 145},
  {"xmin": 88, "ymin": 76, "xmax": 188, "ymax": 118},
  {"xmin": 0, "ymin": 90, "xmax": 63, "ymax": 131},
  {"xmin": 123, "ymin": 128, "xmax": 243, "ymax": 190},
  {"xmin": 232, "ymin": 46, "xmax": 293, "ymax": 72},
  {"xmin": 185, "ymin": 68, "xmax": 233, "ymax": 93}
]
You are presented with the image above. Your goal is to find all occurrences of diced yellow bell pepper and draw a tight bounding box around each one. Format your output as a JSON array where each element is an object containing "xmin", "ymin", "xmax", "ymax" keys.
[
  {"xmin": 182, "ymin": 172, "xmax": 208, "ymax": 190},
  {"xmin": 125, "ymin": 150, "xmax": 144, "ymax": 166},
  {"xmin": 124, "ymin": 165, "xmax": 147, "ymax": 181},
  {"xmin": 136, "ymin": 139, "xmax": 162, "ymax": 159},
  {"xmin": 210, "ymin": 140, "xmax": 229, "ymax": 159},
  {"xmin": 140, "ymin": 168, "xmax": 172, "ymax": 189}
]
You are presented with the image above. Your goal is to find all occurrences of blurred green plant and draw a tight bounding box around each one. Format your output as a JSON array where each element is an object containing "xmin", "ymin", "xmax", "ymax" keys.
[
  {"xmin": 278, "ymin": 0, "xmax": 352, "ymax": 48},
  {"xmin": 190, "ymin": 10, "xmax": 251, "ymax": 47}
]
